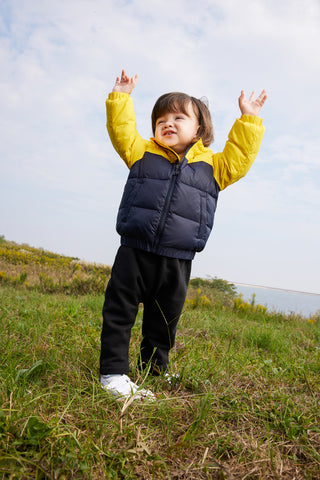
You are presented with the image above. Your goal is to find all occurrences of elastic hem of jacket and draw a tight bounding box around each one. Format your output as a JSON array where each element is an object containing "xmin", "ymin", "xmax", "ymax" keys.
[{"xmin": 120, "ymin": 237, "xmax": 196, "ymax": 260}]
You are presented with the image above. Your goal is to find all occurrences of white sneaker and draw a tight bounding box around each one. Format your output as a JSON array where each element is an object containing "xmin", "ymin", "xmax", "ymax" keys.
[{"xmin": 100, "ymin": 374, "xmax": 155, "ymax": 400}]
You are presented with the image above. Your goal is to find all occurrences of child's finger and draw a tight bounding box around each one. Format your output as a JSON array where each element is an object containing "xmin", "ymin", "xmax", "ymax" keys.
[
  {"xmin": 121, "ymin": 70, "xmax": 128, "ymax": 82},
  {"xmin": 261, "ymin": 90, "xmax": 267, "ymax": 100},
  {"xmin": 258, "ymin": 90, "xmax": 267, "ymax": 104}
]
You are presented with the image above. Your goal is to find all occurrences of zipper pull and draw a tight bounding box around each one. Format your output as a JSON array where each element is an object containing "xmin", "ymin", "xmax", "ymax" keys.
[{"xmin": 173, "ymin": 162, "xmax": 180, "ymax": 175}]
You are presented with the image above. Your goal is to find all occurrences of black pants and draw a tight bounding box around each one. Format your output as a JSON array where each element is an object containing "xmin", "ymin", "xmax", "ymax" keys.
[{"xmin": 100, "ymin": 246, "xmax": 191, "ymax": 375}]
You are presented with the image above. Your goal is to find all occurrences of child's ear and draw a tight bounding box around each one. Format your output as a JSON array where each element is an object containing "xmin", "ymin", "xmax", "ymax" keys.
[{"xmin": 194, "ymin": 124, "xmax": 201, "ymax": 140}]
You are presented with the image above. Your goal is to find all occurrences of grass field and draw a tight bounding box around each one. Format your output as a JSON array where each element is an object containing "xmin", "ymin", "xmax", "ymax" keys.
[{"xmin": 1, "ymin": 238, "xmax": 320, "ymax": 479}]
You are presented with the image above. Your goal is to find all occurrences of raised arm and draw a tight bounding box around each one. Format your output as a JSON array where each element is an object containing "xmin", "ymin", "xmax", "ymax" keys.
[
  {"xmin": 213, "ymin": 115, "xmax": 266, "ymax": 190},
  {"xmin": 112, "ymin": 69, "xmax": 139, "ymax": 94},
  {"xmin": 106, "ymin": 70, "xmax": 146, "ymax": 168}
]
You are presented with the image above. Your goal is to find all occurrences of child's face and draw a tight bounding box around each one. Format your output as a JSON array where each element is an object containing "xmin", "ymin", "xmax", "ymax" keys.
[{"xmin": 154, "ymin": 102, "xmax": 200, "ymax": 155}]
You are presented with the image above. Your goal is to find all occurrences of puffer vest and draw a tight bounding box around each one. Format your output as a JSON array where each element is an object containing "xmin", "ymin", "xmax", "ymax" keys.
[{"xmin": 116, "ymin": 148, "xmax": 220, "ymax": 260}]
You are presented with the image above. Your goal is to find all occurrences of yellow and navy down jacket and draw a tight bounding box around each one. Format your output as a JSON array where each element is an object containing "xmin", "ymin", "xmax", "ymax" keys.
[{"xmin": 106, "ymin": 92, "xmax": 265, "ymax": 260}]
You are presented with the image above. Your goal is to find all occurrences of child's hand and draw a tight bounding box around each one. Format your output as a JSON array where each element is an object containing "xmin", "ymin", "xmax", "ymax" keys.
[
  {"xmin": 238, "ymin": 89, "xmax": 267, "ymax": 116},
  {"xmin": 112, "ymin": 69, "xmax": 139, "ymax": 94}
]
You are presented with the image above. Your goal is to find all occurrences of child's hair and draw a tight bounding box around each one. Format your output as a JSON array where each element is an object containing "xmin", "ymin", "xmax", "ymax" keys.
[{"xmin": 151, "ymin": 92, "xmax": 214, "ymax": 146}]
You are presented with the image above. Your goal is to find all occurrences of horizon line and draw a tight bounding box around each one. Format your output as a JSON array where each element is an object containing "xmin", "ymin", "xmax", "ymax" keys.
[{"xmin": 232, "ymin": 282, "xmax": 320, "ymax": 297}]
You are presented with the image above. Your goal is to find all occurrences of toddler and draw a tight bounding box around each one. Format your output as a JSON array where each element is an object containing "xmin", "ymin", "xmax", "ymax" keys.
[{"xmin": 100, "ymin": 70, "xmax": 267, "ymax": 399}]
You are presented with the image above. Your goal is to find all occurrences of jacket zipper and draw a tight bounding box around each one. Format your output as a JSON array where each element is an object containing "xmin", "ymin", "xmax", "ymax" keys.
[{"xmin": 154, "ymin": 160, "xmax": 181, "ymax": 249}]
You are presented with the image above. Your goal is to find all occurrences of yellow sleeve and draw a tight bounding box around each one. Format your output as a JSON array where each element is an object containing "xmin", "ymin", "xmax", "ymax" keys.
[
  {"xmin": 106, "ymin": 92, "xmax": 147, "ymax": 168},
  {"xmin": 213, "ymin": 115, "xmax": 265, "ymax": 190}
]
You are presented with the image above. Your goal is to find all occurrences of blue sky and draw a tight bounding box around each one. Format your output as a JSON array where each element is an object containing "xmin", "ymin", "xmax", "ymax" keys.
[{"xmin": 0, "ymin": 0, "xmax": 319, "ymax": 293}]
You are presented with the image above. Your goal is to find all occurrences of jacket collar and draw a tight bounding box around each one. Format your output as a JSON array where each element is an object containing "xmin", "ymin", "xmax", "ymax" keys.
[{"xmin": 150, "ymin": 137, "xmax": 206, "ymax": 161}]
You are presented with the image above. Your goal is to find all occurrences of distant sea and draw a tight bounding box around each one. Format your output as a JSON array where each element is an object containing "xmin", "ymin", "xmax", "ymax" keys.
[{"xmin": 234, "ymin": 283, "xmax": 320, "ymax": 317}]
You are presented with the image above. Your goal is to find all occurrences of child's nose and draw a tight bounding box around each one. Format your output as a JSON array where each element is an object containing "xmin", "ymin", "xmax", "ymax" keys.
[{"xmin": 165, "ymin": 118, "xmax": 174, "ymax": 126}]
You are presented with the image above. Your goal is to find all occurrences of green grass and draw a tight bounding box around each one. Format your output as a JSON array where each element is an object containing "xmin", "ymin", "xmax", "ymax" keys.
[{"xmin": 1, "ymin": 239, "xmax": 320, "ymax": 479}]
